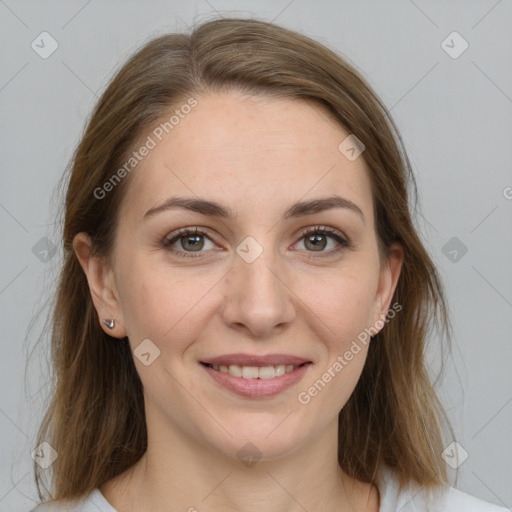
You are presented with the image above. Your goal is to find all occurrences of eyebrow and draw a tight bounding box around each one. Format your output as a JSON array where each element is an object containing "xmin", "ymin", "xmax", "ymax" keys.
[{"xmin": 143, "ymin": 195, "xmax": 365, "ymax": 224}]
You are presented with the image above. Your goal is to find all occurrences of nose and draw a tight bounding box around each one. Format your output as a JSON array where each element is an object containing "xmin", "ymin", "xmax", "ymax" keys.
[{"xmin": 221, "ymin": 248, "xmax": 296, "ymax": 338}]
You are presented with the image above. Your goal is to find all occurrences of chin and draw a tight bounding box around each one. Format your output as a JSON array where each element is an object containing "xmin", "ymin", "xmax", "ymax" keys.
[{"xmin": 202, "ymin": 414, "xmax": 312, "ymax": 463}]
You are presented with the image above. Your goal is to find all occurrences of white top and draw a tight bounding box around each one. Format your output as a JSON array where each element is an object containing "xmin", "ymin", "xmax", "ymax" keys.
[{"xmin": 30, "ymin": 464, "xmax": 508, "ymax": 511}]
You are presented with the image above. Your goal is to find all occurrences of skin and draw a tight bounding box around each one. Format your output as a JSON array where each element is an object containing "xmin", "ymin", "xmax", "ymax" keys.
[{"xmin": 74, "ymin": 90, "xmax": 403, "ymax": 512}]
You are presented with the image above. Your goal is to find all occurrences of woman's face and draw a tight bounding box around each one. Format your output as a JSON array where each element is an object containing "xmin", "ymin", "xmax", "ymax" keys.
[{"xmin": 79, "ymin": 91, "xmax": 402, "ymax": 462}]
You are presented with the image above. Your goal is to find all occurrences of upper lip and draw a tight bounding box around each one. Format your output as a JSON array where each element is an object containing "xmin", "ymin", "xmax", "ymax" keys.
[{"xmin": 200, "ymin": 353, "xmax": 312, "ymax": 367}]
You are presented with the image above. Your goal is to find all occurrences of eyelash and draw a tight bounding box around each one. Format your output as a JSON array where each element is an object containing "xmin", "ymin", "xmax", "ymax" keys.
[{"xmin": 162, "ymin": 226, "xmax": 352, "ymax": 260}]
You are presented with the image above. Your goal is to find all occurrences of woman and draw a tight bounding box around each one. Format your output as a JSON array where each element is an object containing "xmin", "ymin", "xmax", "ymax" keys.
[{"xmin": 31, "ymin": 17, "xmax": 507, "ymax": 512}]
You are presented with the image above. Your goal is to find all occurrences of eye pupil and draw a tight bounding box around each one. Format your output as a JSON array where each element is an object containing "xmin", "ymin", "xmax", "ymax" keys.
[
  {"xmin": 181, "ymin": 235, "xmax": 204, "ymax": 251},
  {"xmin": 305, "ymin": 234, "xmax": 327, "ymax": 251}
]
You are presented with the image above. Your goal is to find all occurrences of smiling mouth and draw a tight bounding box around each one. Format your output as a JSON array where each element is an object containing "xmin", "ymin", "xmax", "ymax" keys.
[{"xmin": 200, "ymin": 362, "xmax": 311, "ymax": 380}]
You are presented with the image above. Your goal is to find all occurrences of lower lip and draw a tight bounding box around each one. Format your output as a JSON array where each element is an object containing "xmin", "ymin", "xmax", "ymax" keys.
[{"xmin": 200, "ymin": 363, "xmax": 312, "ymax": 398}]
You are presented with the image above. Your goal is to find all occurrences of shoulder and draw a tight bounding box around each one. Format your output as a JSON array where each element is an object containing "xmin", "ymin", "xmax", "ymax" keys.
[
  {"xmin": 376, "ymin": 464, "xmax": 508, "ymax": 512},
  {"xmin": 30, "ymin": 488, "xmax": 117, "ymax": 512},
  {"xmin": 442, "ymin": 487, "xmax": 509, "ymax": 511}
]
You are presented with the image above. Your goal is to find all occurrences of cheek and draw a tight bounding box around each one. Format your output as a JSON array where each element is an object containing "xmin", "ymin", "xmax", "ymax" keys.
[
  {"xmin": 116, "ymin": 257, "xmax": 221, "ymax": 349},
  {"xmin": 296, "ymin": 288, "xmax": 375, "ymax": 415},
  {"xmin": 291, "ymin": 260, "xmax": 379, "ymax": 406},
  {"xmin": 294, "ymin": 261, "xmax": 379, "ymax": 344}
]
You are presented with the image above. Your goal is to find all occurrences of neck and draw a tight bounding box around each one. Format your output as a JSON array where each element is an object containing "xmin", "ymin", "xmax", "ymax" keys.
[{"xmin": 101, "ymin": 416, "xmax": 379, "ymax": 512}]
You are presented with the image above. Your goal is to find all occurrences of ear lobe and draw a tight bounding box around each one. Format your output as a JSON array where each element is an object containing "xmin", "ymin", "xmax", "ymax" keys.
[
  {"xmin": 371, "ymin": 243, "xmax": 404, "ymax": 330},
  {"xmin": 72, "ymin": 232, "xmax": 127, "ymax": 338}
]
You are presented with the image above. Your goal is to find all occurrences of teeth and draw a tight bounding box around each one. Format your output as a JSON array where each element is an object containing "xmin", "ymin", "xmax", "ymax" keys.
[
  {"xmin": 258, "ymin": 366, "xmax": 276, "ymax": 379},
  {"xmin": 227, "ymin": 364, "xmax": 242, "ymax": 377},
  {"xmin": 210, "ymin": 364, "xmax": 300, "ymax": 379},
  {"xmin": 242, "ymin": 366, "xmax": 259, "ymax": 379}
]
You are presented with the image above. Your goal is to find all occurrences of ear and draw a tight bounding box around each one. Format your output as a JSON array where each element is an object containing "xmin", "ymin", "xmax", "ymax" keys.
[
  {"xmin": 73, "ymin": 232, "xmax": 127, "ymax": 338},
  {"xmin": 370, "ymin": 242, "xmax": 403, "ymax": 332}
]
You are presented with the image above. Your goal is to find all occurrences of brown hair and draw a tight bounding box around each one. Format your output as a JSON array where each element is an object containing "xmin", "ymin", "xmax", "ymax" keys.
[{"xmin": 34, "ymin": 17, "xmax": 454, "ymax": 504}]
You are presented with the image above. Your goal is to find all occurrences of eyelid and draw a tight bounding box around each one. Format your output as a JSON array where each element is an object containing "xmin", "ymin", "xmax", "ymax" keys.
[
  {"xmin": 297, "ymin": 225, "xmax": 349, "ymax": 242},
  {"xmin": 161, "ymin": 226, "xmax": 223, "ymax": 260},
  {"xmin": 162, "ymin": 226, "xmax": 218, "ymax": 249},
  {"xmin": 291, "ymin": 225, "xmax": 352, "ymax": 255},
  {"xmin": 162, "ymin": 226, "xmax": 212, "ymax": 245}
]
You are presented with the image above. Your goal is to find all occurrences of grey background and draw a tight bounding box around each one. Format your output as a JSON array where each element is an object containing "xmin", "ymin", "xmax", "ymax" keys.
[{"xmin": 0, "ymin": 0, "xmax": 511, "ymax": 510}]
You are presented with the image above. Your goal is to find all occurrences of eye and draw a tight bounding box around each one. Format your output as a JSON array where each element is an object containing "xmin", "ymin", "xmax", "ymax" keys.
[
  {"xmin": 294, "ymin": 226, "xmax": 351, "ymax": 256},
  {"xmin": 162, "ymin": 227, "xmax": 218, "ymax": 258},
  {"xmin": 162, "ymin": 225, "xmax": 352, "ymax": 260}
]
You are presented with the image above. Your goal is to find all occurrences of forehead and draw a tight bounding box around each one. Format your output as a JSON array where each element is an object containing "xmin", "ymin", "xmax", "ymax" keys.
[{"xmin": 119, "ymin": 91, "xmax": 373, "ymax": 223}]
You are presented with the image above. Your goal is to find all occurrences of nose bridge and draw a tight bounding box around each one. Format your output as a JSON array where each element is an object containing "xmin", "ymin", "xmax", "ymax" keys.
[{"xmin": 221, "ymin": 236, "xmax": 295, "ymax": 336}]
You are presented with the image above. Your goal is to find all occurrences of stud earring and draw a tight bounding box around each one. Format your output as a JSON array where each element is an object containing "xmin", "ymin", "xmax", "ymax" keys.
[{"xmin": 103, "ymin": 319, "xmax": 115, "ymax": 329}]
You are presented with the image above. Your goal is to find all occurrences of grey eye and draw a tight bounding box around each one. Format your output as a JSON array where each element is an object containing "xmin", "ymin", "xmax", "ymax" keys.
[
  {"xmin": 304, "ymin": 233, "xmax": 328, "ymax": 251},
  {"xmin": 180, "ymin": 234, "xmax": 205, "ymax": 251}
]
